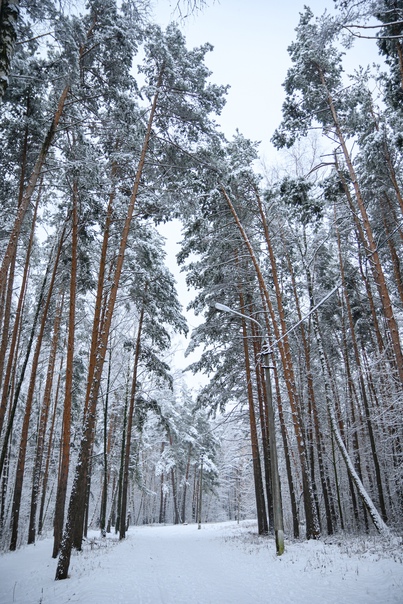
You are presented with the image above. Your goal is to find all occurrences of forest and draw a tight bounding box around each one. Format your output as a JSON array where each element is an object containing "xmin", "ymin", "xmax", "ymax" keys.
[{"xmin": 0, "ymin": 0, "xmax": 402, "ymax": 582}]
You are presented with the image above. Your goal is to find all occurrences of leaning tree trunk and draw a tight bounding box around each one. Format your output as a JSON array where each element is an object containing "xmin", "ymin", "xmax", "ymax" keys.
[
  {"xmin": 382, "ymin": 201, "xmax": 403, "ymax": 309},
  {"xmin": 0, "ymin": 16, "xmax": 98, "ymax": 299},
  {"xmin": 0, "ymin": 254, "xmax": 15, "ymax": 393},
  {"xmin": 82, "ymin": 161, "xmax": 117, "ymax": 421},
  {"xmin": 254, "ymin": 186, "xmax": 319, "ymax": 539},
  {"xmin": 321, "ymin": 70, "xmax": 403, "ymax": 385}
]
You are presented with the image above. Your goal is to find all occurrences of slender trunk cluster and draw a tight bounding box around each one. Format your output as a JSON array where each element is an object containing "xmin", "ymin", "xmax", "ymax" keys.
[
  {"xmin": 221, "ymin": 185, "xmax": 319, "ymax": 539},
  {"xmin": 55, "ymin": 68, "xmax": 164, "ymax": 580},
  {"xmin": 318, "ymin": 66, "xmax": 403, "ymax": 385}
]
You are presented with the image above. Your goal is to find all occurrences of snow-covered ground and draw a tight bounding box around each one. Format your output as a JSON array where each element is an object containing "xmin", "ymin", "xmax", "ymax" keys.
[{"xmin": 0, "ymin": 521, "xmax": 402, "ymax": 604}]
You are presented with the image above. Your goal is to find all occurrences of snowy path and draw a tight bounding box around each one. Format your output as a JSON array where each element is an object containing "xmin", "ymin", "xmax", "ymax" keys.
[{"xmin": 0, "ymin": 521, "xmax": 402, "ymax": 604}]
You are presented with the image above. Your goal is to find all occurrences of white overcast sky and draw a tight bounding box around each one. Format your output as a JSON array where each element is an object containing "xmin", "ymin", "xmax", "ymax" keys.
[{"xmin": 152, "ymin": 0, "xmax": 379, "ymax": 383}]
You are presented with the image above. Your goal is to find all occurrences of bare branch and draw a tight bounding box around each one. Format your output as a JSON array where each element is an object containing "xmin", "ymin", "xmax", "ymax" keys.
[
  {"xmin": 173, "ymin": 0, "xmax": 210, "ymax": 19},
  {"xmin": 343, "ymin": 25, "xmax": 403, "ymax": 39},
  {"xmin": 16, "ymin": 30, "xmax": 58, "ymax": 45},
  {"xmin": 344, "ymin": 20, "xmax": 403, "ymax": 30}
]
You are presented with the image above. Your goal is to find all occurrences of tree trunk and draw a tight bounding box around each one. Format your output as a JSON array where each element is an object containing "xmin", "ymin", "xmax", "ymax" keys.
[
  {"xmin": 0, "ymin": 94, "xmax": 31, "ymax": 390},
  {"xmin": 181, "ymin": 444, "xmax": 192, "ymax": 524},
  {"xmin": 382, "ymin": 201, "xmax": 403, "ymax": 309},
  {"xmin": 171, "ymin": 465, "xmax": 180, "ymax": 525},
  {"xmin": 254, "ymin": 186, "xmax": 319, "ymax": 539},
  {"xmin": 100, "ymin": 345, "xmax": 112, "ymax": 537},
  {"xmin": 115, "ymin": 359, "xmax": 130, "ymax": 537},
  {"xmin": 119, "ymin": 304, "xmax": 145, "ymax": 539},
  {"xmin": 38, "ymin": 350, "xmax": 63, "ymax": 536},
  {"xmin": 257, "ymin": 281, "xmax": 300, "ymax": 539},
  {"xmin": 0, "ymin": 255, "xmax": 15, "ymax": 393},
  {"xmin": 159, "ymin": 442, "xmax": 166, "ymax": 524},
  {"xmin": 339, "ymin": 301, "xmax": 369, "ymax": 530},
  {"xmin": 52, "ymin": 184, "xmax": 78, "ymax": 557},
  {"xmin": 250, "ymin": 319, "xmax": 274, "ymax": 531}
]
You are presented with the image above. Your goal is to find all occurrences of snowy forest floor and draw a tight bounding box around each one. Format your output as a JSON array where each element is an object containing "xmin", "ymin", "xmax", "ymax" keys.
[{"xmin": 0, "ymin": 520, "xmax": 402, "ymax": 604}]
